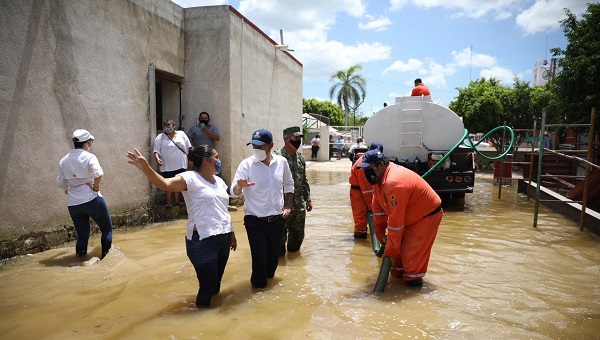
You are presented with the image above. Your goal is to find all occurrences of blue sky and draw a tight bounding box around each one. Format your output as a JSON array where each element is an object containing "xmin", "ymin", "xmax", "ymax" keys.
[{"xmin": 171, "ymin": 0, "xmax": 588, "ymax": 116}]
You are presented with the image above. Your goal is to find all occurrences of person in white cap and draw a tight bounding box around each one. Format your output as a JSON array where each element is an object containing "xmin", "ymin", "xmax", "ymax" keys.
[{"xmin": 57, "ymin": 129, "xmax": 113, "ymax": 259}]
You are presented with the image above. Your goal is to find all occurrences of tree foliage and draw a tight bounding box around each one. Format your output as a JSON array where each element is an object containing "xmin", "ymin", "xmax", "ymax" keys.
[
  {"xmin": 550, "ymin": 3, "xmax": 600, "ymax": 123},
  {"xmin": 303, "ymin": 98, "xmax": 345, "ymax": 126},
  {"xmin": 450, "ymin": 77, "xmax": 557, "ymax": 134},
  {"xmin": 328, "ymin": 64, "xmax": 367, "ymax": 127}
]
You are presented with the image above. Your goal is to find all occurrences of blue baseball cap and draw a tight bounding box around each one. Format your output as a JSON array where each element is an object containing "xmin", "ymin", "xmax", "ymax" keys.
[
  {"xmin": 357, "ymin": 149, "xmax": 385, "ymax": 168},
  {"xmin": 247, "ymin": 129, "xmax": 273, "ymax": 146},
  {"xmin": 369, "ymin": 142, "xmax": 383, "ymax": 152}
]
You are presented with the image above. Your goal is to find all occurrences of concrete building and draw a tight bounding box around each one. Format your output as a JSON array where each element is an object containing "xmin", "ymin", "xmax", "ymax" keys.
[{"xmin": 0, "ymin": 0, "xmax": 303, "ymax": 258}]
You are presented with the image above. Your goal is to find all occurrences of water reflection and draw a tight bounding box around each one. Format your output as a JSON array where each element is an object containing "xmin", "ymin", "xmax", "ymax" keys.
[{"xmin": 1, "ymin": 170, "xmax": 599, "ymax": 339}]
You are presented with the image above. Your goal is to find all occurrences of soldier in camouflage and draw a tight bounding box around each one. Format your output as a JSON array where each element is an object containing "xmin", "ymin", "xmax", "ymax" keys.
[{"xmin": 278, "ymin": 126, "xmax": 313, "ymax": 256}]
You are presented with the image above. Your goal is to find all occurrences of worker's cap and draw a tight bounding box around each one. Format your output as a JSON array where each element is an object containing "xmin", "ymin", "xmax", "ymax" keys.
[
  {"xmin": 247, "ymin": 129, "xmax": 273, "ymax": 146},
  {"xmin": 357, "ymin": 150, "xmax": 384, "ymax": 168},
  {"xmin": 72, "ymin": 129, "xmax": 94, "ymax": 142},
  {"xmin": 369, "ymin": 142, "xmax": 383, "ymax": 152},
  {"xmin": 283, "ymin": 126, "xmax": 303, "ymax": 136}
]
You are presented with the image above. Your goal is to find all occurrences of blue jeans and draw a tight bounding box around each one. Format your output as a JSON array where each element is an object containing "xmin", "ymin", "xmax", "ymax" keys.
[
  {"xmin": 186, "ymin": 231, "xmax": 232, "ymax": 308},
  {"xmin": 67, "ymin": 196, "xmax": 113, "ymax": 258}
]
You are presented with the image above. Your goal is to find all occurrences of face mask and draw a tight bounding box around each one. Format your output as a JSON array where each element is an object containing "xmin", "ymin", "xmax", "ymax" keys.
[
  {"xmin": 199, "ymin": 120, "xmax": 209, "ymax": 126},
  {"xmin": 364, "ymin": 166, "xmax": 380, "ymax": 185},
  {"xmin": 290, "ymin": 139, "xmax": 302, "ymax": 149},
  {"xmin": 164, "ymin": 125, "xmax": 175, "ymax": 133},
  {"xmin": 214, "ymin": 160, "xmax": 222, "ymax": 173},
  {"xmin": 253, "ymin": 148, "xmax": 267, "ymax": 161}
]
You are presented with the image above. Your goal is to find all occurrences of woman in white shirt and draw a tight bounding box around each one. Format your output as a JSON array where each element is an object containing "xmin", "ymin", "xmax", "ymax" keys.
[
  {"xmin": 153, "ymin": 120, "xmax": 191, "ymax": 207},
  {"xmin": 127, "ymin": 145, "xmax": 236, "ymax": 308}
]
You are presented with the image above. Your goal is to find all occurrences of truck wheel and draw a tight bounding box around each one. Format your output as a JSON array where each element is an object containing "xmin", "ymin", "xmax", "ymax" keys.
[{"xmin": 452, "ymin": 193, "xmax": 465, "ymax": 208}]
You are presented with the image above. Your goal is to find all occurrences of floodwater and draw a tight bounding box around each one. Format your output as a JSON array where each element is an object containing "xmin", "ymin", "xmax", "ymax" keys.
[{"xmin": 1, "ymin": 167, "xmax": 599, "ymax": 339}]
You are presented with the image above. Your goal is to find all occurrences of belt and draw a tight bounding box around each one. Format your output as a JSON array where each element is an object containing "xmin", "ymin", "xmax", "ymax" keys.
[
  {"xmin": 424, "ymin": 205, "xmax": 443, "ymax": 218},
  {"xmin": 250, "ymin": 214, "xmax": 283, "ymax": 222}
]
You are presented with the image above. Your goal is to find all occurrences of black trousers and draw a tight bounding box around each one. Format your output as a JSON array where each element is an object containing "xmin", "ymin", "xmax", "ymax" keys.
[{"xmin": 244, "ymin": 215, "xmax": 285, "ymax": 288}]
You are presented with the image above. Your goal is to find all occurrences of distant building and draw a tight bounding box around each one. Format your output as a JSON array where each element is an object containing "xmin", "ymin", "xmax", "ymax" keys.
[{"xmin": 533, "ymin": 58, "xmax": 557, "ymax": 87}]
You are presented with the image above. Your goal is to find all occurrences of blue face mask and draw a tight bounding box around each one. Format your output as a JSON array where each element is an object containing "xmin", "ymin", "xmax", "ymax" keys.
[{"xmin": 214, "ymin": 160, "xmax": 222, "ymax": 173}]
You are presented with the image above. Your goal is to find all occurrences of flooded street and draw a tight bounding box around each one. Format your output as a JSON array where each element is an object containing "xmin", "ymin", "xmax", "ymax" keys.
[{"xmin": 1, "ymin": 161, "xmax": 599, "ymax": 339}]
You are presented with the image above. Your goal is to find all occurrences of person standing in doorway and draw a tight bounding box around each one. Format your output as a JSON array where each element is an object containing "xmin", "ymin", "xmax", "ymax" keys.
[
  {"xmin": 310, "ymin": 134, "xmax": 321, "ymax": 161},
  {"xmin": 411, "ymin": 78, "xmax": 431, "ymax": 97},
  {"xmin": 230, "ymin": 129, "xmax": 294, "ymax": 288},
  {"xmin": 154, "ymin": 120, "xmax": 191, "ymax": 207},
  {"xmin": 359, "ymin": 149, "xmax": 443, "ymax": 287},
  {"xmin": 57, "ymin": 129, "xmax": 113, "ymax": 259},
  {"xmin": 187, "ymin": 111, "xmax": 220, "ymax": 148},
  {"xmin": 278, "ymin": 126, "xmax": 312, "ymax": 256},
  {"xmin": 127, "ymin": 145, "xmax": 236, "ymax": 308}
]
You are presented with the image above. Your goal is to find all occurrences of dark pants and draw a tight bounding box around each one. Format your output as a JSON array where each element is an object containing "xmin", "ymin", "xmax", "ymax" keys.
[
  {"xmin": 186, "ymin": 231, "xmax": 232, "ymax": 308},
  {"xmin": 311, "ymin": 146, "xmax": 319, "ymax": 159},
  {"xmin": 68, "ymin": 196, "xmax": 113, "ymax": 258},
  {"xmin": 244, "ymin": 215, "xmax": 285, "ymax": 288}
]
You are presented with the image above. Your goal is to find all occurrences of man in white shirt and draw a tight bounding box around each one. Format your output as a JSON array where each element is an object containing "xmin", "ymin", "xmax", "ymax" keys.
[
  {"xmin": 231, "ymin": 129, "xmax": 294, "ymax": 288},
  {"xmin": 57, "ymin": 129, "xmax": 113, "ymax": 259}
]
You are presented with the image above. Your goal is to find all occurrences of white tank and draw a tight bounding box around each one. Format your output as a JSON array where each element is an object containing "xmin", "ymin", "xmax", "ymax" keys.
[{"xmin": 363, "ymin": 96, "xmax": 465, "ymax": 162}]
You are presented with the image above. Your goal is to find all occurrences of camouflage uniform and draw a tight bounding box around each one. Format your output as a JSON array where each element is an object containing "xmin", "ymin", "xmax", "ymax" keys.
[{"xmin": 278, "ymin": 146, "xmax": 310, "ymax": 254}]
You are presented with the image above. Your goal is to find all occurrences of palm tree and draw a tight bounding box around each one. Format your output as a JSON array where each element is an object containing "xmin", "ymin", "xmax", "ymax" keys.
[{"xmin": 329, "ymin": 64, "xmax": 367, "ymax": 127}]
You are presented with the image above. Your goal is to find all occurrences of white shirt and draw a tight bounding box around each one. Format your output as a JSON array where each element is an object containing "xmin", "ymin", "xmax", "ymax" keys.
[
  {"xmin": 57, "ymin": 149, "xmax": 103, "ymax": 206},
  {"xmin": 311, "ymin": 137, "xmax": 321, "ymax": 147},
  {"xmin": 179, "ymin": 171, "xmax": 233, "ymax": 241},
  {"xmin": 153, "ymin": 131, "xmax": 191, "ymax": 172},
  {"xmin": 230, "ymin": 154, "xmax": 294, "ymax": 217}
]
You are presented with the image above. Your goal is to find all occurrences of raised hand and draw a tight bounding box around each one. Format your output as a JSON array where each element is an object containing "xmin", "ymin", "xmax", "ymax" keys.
[{"xmin": 127, "ymin": 148, "xmax": 150, "ymax": 171}]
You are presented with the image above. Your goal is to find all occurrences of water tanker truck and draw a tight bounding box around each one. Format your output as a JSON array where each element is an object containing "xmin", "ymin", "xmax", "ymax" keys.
[{"xmin": 363, "ymin": 96, "xmax": 475, "ymax": 205}]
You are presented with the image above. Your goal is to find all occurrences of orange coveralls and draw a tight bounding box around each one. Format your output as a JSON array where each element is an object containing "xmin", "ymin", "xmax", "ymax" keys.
[
  {"xmin": 349, "ymin": 155, "xmax": 373, "ymax": 235},
  {"xmin": 372, "ymin": 164, "xmax": 443, "ymax": 281},
  {"xmin": 411, "ymin": 83, "xmax": 431, "ymax": 96}
]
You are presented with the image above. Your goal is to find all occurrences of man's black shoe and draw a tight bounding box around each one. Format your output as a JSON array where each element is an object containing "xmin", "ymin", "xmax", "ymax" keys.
[
  {"xmin": 405, "ymin": 278, "xmax": 423, "ymax": 287},
  {"xmin": 353, "ymin": 232, "xmax": 367, "ymax": 239}
]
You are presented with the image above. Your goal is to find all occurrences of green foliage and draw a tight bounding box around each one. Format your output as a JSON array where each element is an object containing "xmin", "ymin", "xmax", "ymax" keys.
[
  {"xmin": 303, "ymin": 98, "xmax": 345, "ymax": 126},
  {"xmin": 550, "ymin": 3, "xmax": 600, "ymax": 123},
  {"xmin": 449, "ymin": 77, "xmax": 557, "ymax": 133},
  {"xmin": 328, "ymin": 64, "xmax": 367, "ymax": 126}
]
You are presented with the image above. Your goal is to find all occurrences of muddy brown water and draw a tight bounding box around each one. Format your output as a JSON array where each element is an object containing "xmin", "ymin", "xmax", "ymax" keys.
[{"xmin": 1, "ymin": 166, "xmax": 599, "ymax": 339}]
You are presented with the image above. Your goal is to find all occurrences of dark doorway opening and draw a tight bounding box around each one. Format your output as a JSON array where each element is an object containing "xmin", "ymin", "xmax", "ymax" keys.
[{"xmin": 155, "ymin": 70, "xmax": 183, "ymax": 131}]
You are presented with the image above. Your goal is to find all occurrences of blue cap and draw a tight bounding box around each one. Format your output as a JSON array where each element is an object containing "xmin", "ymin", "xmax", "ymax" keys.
[
  {"xmin": 357, "ymin": 149, "xmax": 385, "ymax": 168},
  {"xmin": 369, "ymin": 142, "xmax": 383, "ymax": 152},
  {"xmin": 247, "ymin": 129, "xmax": 273, "ymax": 146}
]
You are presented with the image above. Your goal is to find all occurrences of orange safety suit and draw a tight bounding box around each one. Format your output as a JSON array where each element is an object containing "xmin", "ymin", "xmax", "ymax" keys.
[
  {"xmin": 372, "ymin": 164, "xmax": 442, "ymax": 282},
  {"xmin": 411, "ymin": 83, "xmax": 431, "ymax": 96},
  {"xmin": 349, "ymin": 155, "xmax": 373, "ymax": 235}
]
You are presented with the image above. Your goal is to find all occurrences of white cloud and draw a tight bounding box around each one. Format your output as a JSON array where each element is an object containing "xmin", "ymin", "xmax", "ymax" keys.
[
  {"xmin": 479, "ymin": 66, "xmax": 520, "ymax": 84},
  {"xmin": 298, "ymin": 41, "xmax": 392, "ymax": 80},
  {"xmin": 383, "ymin": 58, "xmax": 424, "ymax": 74},
  {"xmin": 451, "ymin": 47, "xmax": 496, "ymax": 68},
  {"xmin": 515, "ymin": 0, "xmax": 588, "ymax": 36},
  {"xmin": 358, "ymin": 15, "xmax": 392, "ymax": 31},
  {"xmin": 389, "ymin": 0, "xmax": 409, "ymax": 11},
  {"xmin": 392, "ymin": 0, "xmax": 525, "ymax": 20}
]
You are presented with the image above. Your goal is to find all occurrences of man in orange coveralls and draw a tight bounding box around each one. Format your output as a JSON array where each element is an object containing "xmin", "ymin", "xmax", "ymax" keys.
[
  {"xmin": 358, "ymin": 149, "xmax": 443, "ymax": 287},
  {"xmin": 349, "ymin": 142, "xmax": 383, "ymax": 239},
  {"xmin": 411, "ymin": 78, "xmax": 431, "ymax": 97}
]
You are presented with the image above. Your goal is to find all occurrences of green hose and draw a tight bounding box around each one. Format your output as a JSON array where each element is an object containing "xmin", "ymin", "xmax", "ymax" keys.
[{"xmin": 372, "ymin": 125, "xmax": 515, "ymax": 292}]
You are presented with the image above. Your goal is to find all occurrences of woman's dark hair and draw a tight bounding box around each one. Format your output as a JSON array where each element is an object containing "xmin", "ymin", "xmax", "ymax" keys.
[{"xmin": 188, "ymin": 145, "xmax": 215, "ymax": 169}]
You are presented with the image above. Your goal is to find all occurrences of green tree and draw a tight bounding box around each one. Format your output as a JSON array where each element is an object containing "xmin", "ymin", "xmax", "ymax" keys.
[
  {"xmin": 449, "ymin": 77, "xmax": 510, "ymax": 133},
  {"xmin": 328, "ymin": 64, "xmax": 367, "ymax": 127},
  {"xmin": 303, "ymin": 98, "xmax": 345, "ymax": 126},
  {"xmin": 550, "ymin": 3, "xmax": 600, "ymax": 123}
]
